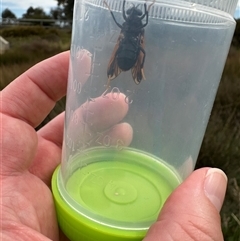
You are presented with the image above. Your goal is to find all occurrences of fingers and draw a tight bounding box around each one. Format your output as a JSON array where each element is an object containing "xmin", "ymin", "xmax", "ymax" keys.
[
  {"xmin": 82, "ymin": 93, "xmax": 129, "ymax": 131},
  {"xmin": 1, "ymin": 50, "xmax": 91, "ymax": 128},
  {"xmin": 99, "ymin": 122, "xmax": 133, "ymax": 148},
  {"xmin": 37, "ymin": 112, "xmax": 65, "ymax": 147},
  {"xmin": 144, "ymin": 168, "xmax": 227, "ymax": 241},
  {"xmin": 30, "ymin": 94, "xmax": 132, "ymax": 186},
  {"xmin": 29, "ymin": 134, "xmax": 62, "ymax": 186},
  {"xmin": 28, "ymin": 113, "xmax": 65, "ymax": 185},
  {"xmin": 67, "ymin": 93, "xmax": 132, "ymax": 151}
]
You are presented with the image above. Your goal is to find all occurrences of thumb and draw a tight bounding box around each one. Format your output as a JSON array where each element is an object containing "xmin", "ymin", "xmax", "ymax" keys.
[{"xmin": 144, "ymin": 168, "xmax": 227, "ymax": 241}]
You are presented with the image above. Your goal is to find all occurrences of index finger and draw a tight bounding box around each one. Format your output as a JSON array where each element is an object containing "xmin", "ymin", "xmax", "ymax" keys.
[{"xmin": 1, "ymin": 50, "xmax": 91, "ymax": 128}]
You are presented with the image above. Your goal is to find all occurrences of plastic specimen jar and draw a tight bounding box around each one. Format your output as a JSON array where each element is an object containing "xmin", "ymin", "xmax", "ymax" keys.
[{"xmin": 52, "ymin": 0, "xmax": 238, "ymax": 240}]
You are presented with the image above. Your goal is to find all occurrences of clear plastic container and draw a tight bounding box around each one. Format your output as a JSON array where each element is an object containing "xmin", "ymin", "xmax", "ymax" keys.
[
  {"xmin": 52, "ymin": 0, "xmax": 238, "ymax": 240},
  {"xmin": 181, "ymin": 0, "xmax": 238, "ymax": 16}
]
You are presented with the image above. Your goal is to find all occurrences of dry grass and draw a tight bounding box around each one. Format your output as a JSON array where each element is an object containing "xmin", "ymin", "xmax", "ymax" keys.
[
  {"xmin": 1, "ymin": 28, "xmax": 70, "ymax": 89},
  {"xmin": 0, "ymin": 27, "xmax": 69, "ymax": 128},
  {"xmin": 197, "ymin": 47, "xmax": 240, "ymax": 240}
]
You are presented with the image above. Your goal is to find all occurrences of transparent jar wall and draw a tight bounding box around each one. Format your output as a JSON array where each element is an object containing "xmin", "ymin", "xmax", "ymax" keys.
[
  {"xmin": 53, "ymin": 0, "xmax": 238, "ymax": 238},
  {"xmin": 181, "ymin": 0, "xmax": 239, "ymax": 16},
  {"xmin": 61, "ymin": 0, "xmax": 236, "ymax": 182}
]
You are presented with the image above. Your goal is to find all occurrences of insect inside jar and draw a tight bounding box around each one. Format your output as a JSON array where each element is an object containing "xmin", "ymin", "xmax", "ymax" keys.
[{"xmin": 103, "ymin": 0, "xmax": 156, "ymax": 88}]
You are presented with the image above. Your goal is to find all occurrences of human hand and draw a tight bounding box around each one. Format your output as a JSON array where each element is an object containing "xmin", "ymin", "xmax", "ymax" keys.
[
  {"xmin": 1, "ymin": 51, "xmax": 227, "ymax": 241},
  {"xmin": 144, "ymin": 167, "xmax": 227, "ymax": 241},
  {"xmin": 1, "ymin": 50, "xmax": 132, "ymax": 241}
]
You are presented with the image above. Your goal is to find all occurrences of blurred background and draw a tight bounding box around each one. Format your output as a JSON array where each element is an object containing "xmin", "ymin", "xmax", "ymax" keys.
[{"xmin": 1, "ymin": 0, "xmax": 240, "ymax": 240}]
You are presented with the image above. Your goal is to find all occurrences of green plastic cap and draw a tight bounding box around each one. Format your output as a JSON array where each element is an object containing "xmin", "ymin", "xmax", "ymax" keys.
[{"xmin": 52, "ymin": 148, "xmax": 181, "ymax": 241}]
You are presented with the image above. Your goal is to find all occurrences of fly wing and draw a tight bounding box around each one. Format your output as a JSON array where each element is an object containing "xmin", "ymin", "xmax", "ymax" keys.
[
  {"xmin": 131, "ymin": 31, "xmax": 146, "ymax": 84},
  {"xmin": 107, "ymin": 33, "xmax": 123, "ymax": 81}
]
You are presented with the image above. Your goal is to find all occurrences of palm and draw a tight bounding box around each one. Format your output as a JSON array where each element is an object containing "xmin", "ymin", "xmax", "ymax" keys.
[{"xmin": 2, "ymin": 152, "xmax": 59, "ymax": 240}]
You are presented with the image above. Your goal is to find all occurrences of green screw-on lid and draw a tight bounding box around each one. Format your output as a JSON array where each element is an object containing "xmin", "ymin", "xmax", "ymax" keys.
[{"xmin": 52, "ymin": 148, "xmax": 181, "ymax": 241}]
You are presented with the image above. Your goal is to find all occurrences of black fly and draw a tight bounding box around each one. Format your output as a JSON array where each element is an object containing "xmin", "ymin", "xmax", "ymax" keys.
[{"xmin": 104, "ymin": 0, "xmax": 155, "ymax": 87}]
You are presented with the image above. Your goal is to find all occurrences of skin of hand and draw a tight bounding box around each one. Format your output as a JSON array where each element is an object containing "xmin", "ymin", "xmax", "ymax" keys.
[{"xmin": 0, "ymin": 51, "xmax": 227, "ymax": 241}]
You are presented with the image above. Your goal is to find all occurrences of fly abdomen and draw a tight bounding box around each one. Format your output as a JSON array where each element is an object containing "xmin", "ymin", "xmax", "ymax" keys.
[{"xmin": 117, "ymin": 44, "xmax": 139, "ymax": 71}]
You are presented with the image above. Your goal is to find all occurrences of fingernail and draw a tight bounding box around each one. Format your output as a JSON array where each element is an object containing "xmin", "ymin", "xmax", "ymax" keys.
[{"xmin": 204, "ymin": 168, "xmax": 228, "ymax": 212}]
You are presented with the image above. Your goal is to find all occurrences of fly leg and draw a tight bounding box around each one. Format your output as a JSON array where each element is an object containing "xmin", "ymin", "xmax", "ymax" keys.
[
  {"xmin": 103, "ymin": 0, "xmax": 123, "ymax": 29},
  {"xmin": 146, "ymin": 0, "xmax": 156, "ymax": 11},
  {"xmin": 122, "ymin": 0, "xmax": 127, "ymax": 21},
  {"xmin": 141, "ymin": 0, "xmax": 156, "ymax": 28}
]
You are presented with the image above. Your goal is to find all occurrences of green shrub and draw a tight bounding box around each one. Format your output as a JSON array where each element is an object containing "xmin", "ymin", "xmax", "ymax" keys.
[
  {"xmin": 0, "ymin": 26, "xmax": 59, "ymax": 38},
  {"xmin": 1, "ymin": 49, "xmax": 31, "ymax": 65}
]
